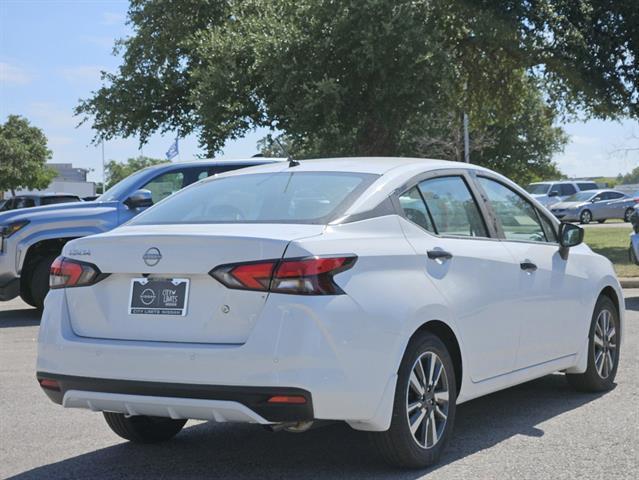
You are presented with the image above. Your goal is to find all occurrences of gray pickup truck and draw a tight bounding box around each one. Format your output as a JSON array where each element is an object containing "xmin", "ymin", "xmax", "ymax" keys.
[{"xmin": 0, "ymin": 158, "xmax": 281, "ymax": 308}]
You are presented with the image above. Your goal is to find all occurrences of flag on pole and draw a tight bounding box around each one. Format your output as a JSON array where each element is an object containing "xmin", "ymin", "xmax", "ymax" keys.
[{"xmin": 165, "ymin": 137, "xmax": 179, "ymax": 160}]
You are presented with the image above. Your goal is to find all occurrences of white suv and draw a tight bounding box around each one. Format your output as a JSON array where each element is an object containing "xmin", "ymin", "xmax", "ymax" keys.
[
  {"xmin": 526, "ymin": 180, "xmax": 598, "ymax": 207},
  {"xmin": 37, "ymin": 158, "xmax": 623, "ymax": 469}
]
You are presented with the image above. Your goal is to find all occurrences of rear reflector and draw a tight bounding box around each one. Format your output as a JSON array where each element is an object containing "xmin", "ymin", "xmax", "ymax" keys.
[
  {"xmin": 210, "ymin": 255, "xmax": 356, "ymax": 295},
  {"xmin": 267, "ymin": 395, "xmax": 307, "ymax": 404},
  {"xmin": 38, "ymin": 378, "xmax": 60, "ymax": 391}
]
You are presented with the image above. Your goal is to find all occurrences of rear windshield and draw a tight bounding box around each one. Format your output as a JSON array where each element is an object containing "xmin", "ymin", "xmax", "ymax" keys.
[
  {"xmin": 525, "ymin": 183, "xmax": 550, "ymax": 194},
  {"xmin": 130, "ymin": 171, "xmax": 377, "ymax": 225}
]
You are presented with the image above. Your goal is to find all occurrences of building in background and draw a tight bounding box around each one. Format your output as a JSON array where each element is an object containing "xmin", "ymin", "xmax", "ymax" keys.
[{"xmin": 4, "ymin": 163, "xmax": 96, "ymax": 199}]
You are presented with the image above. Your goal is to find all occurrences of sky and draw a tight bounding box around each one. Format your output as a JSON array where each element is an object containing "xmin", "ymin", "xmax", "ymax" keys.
[{"xmin": 1, "ymin": 0, "xmax": 637, "ymax": 184}]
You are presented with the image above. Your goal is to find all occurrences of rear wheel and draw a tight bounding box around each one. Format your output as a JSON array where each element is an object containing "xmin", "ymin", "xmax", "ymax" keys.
[
  {"xmin": 30, "ymin": 254, "xmax": 57, "ymax": 310},
  {"xmin": 370, "ymin": 332, "xmax": 456, "ymax": 468},
  {"xmin": 580, "ymin": 210, "xmax": 592, "ymax": 224},
  {"xmin": 19, "ymin": 271, "xmax": 37, "ymax": 308},
  {"xmin": 103, "ymin": 412, "xmax": 187, "ymax": 443},
  {"xmin": 624, "ymin": 208, "xmax": 634, "ymax": 223},
  {"xmin": 566, "ymin": 296, "xmax": 620, "ymax": 392}
]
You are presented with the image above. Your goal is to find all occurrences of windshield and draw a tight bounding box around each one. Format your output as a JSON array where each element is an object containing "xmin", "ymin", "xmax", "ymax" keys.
[
  {"xmin": 96, "ymin": 169, "xmax": 149, "ymax": 202},
  {"xmin": 564, "ymin": 191, "xmax": 596, "ymax": 202},
  {"xmin": 130, "ymin": 171, "xmax": 377, "ymax": 225},
  {"xmin": 525, "ymin": 183, "xmax": 550, "ymax": 194}
]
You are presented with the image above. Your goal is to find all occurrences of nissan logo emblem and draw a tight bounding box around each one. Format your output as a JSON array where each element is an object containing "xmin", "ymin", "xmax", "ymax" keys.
[{"xmin": 143, "ymin": 248, "xmax": 162, "ymax": 267}]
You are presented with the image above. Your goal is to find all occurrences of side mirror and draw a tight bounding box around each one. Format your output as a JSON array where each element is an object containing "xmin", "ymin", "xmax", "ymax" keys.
[
  {"xmin": 124, "ymin": 189, "xmax": 153, "ymax": 209},
  {"xmin": 559, "ymin": 222, "xmax": 584, "ymax": 248},
  {"xmin": 548, "ymin": 191, "xmax": 559, "ymax": 197},
  {"xmin": 591, "ymin": 197, "xmax": 601, "ymax": 203}
]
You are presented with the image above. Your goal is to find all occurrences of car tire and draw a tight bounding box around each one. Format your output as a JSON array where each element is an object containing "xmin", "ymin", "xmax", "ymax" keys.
[
  {"xmin": 624, "ymin": 208, "xmax": 634, "ymax": 223},
  {"xmin": 566, "ymin": 296, "xmax": 620, "ymax": 392},
  {"xmin": 19, "ymin": 271, "xmax": 38, "ymax": 308},
  {"xmin": 30, "ymin": 254, "xmax": 58, "ymax": 310},
  {"xmin": 370, "ymin": 332, "xmax": 456, "ymax": 469},
  {"xmin": 579, "ymin": 210, "xmax": 592, "ymax": 224},
  {"xmin": 103, "ymin": 412, "xmax": 187, "ymax": 443}
]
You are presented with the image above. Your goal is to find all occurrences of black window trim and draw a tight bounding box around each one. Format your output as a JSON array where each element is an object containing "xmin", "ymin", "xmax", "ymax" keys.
[
  {"xmin": 391, "ymin": 168, "xmax": 498, "ymax": 240},
  {"xmin": 473, "ymin": 173, "xmax": 560, "ymax": 246}
]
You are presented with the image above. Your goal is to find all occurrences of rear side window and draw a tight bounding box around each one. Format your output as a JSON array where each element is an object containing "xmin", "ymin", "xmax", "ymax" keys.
[
  {"xmin": 131, "ymin": 171, "xmax": 376, "ymax": 225},
  {"xmin": 478, "ymin": 177, "xmax": 551, "ymax": 243},
  {"xmin": 416, "ymin": 176, "xmax": 487, "ymax": 237},
  {"xmin": 398, "ymin": 187, "xmax": 435, "ymax": 232},
  {"xmin": 558, "ymin": 184, "xmax": 577, "ymax": 196}
]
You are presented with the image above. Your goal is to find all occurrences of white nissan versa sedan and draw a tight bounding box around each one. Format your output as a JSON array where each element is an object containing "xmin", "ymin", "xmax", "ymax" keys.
[{"xmin": 37, "ymin": 158, "xmax": 623, "ymax": 468}]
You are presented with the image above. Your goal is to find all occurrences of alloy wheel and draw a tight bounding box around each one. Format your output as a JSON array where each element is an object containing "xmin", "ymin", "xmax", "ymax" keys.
[
  {"xmin": 406, "ymin": 351, "xmax": 449, "ymax": 449},
  {"xmin": 594, "ymin": 309, "xmax": 617, "ymax": 379},
  {"xmin": 581, "ymin": 211, "xmax": 592, "ymax": 224}
]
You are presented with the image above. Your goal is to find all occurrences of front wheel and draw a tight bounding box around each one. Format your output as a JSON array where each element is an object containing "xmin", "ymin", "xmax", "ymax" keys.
[
  {"xmin": 566, "ymin": 296, "xmax": 620, "ymax": 392},
  {"xmin": 580, "ymin": 210, "xmax": 592, "ymax": 224},
  {"xmin": 103, "ymin": 412, "xmax": 187, "ymax": 443},
  {"xmin": 370, "ymin": 332, "xmax": 456, "ymax": 468}
]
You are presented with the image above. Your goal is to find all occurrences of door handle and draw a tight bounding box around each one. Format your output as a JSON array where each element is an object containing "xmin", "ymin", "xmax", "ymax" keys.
[
  {"xmin": 520, "ymin": 261, "xmax": 537, "ymax": 272},
  {"xmin": 427, "ymin": 250, "xmax": 453, "ymax": 261}
]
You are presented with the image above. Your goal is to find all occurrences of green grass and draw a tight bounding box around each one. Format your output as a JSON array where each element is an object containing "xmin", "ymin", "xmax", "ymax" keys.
[{"xmin": 583, "ymin": 227, "xmax": 638, "ymax": 277}]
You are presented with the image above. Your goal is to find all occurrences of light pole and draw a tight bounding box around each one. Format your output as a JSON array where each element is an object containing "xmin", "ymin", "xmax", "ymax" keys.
[
  {"xmin": 463, "ymin": 112, "xmax": 470, "ymax": 163},
  {"xmin": 101, "ymin": 140, "xmax": 105, "ymax": 193}
]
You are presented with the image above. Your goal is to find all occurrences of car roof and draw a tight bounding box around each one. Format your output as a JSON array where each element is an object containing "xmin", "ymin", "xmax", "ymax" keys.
[{"xmin": 215, "ymin": 157, "xmax": 491, "ymax": 176}]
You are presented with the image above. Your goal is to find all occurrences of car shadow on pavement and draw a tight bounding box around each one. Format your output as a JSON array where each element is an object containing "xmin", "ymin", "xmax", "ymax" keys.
[
  {"xmin": 10, "ymin": 373, "xmax": 609, "ymax": 480},
  {"xmin": 625, "ymin": 294, "xmax": 639, "ymax": 312},
  {"xmin": 0, "ymin": 308, "xmax": 40, "ymax": 328}
]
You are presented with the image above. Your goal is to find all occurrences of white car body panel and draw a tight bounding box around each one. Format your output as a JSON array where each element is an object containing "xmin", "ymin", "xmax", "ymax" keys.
[{"xmin": 37, "ymin": 157, "xmax": 625, "ymax": 432}]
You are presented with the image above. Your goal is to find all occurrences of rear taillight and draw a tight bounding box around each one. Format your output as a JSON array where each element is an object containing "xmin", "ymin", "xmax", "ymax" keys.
[
  {"xmin": 210, "ymin": 255, "xmax": 356, "ymax": 295},
  {"xmin": 49, "ymin": 256, "xmax": 104, "ymax": 289}
]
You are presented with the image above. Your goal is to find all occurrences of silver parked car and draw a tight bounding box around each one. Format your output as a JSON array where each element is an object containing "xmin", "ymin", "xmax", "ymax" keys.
[
  {"xmin": 549, "ymin": 189, "xmax": 632, "ymax": 224},
  {"xmin": 525, "ymin": 180, "xmax": 598, "ymax": 207}
]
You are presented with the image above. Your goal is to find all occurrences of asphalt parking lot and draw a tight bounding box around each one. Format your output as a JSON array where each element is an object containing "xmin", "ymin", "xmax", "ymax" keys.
[{"xmin": 1, "ymin": 293, "xmax": 638, "ymax": 480}]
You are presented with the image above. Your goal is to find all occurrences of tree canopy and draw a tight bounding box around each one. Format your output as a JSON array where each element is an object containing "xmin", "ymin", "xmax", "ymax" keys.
[
  {"xmin": 0, "ymin": 115, "xmax": 55, "ymax": 196},
  {"xmin": 76, "ymin": 0, "xmax": 638, "ymax": 182},
  {"xmin": 104, "ymin": 156, "xmax": 165, "ymax": 189}
]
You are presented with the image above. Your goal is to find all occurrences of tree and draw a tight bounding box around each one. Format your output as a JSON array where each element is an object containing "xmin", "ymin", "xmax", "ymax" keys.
[
  {"xmin": 76, "ymin": 1, "xmax": 637, "ymax": 171},
  {"xmin": 617, "ymin": 166, "xmax": 639, "ymax": 185},
  {"xmin": 0, "ymin": 115, "xmax": 55, "ymax": 196},
  {"xmin": 104, "ymin": 156, "xmax": 165, "ymax": 189}
]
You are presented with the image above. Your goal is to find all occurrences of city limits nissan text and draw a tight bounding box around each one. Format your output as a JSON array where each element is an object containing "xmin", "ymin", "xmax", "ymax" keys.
[{"xmin": 36, "ymin": 157, "xmax": 623, "ymax": 468}]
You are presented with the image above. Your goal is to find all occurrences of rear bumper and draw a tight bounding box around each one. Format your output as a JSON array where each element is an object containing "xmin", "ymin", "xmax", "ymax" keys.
[
  {"xmin": 37, "ymin": 372, "xmax": 313, "ymax": 423},
  {"xmin": 37, "ymin": 289, "xmax": 401, "ymax": 431},
  {"xmin": 0, "ymin": 276, "xmax": 20, "ymax": 301}
]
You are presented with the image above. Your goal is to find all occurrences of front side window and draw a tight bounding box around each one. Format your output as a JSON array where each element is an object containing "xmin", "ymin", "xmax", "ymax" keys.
[
  {"xmin": 131, "ymin": 171, "xmax": 376, "ymax": 225},
  {"xmin": 142, "ymin": 172, "xmax": 185, "ymax": 204},
  {"xmin": 14, "ymin": 198, "xmax": 35, "ymax": 209},
  {"xmin": 417, "ymin": 176, "xmax": 487, "ymax": 237},
  {"xmin": 478, "ymin": 177, "xmax": 550, "ymax": 243},
  {"xmin": 525, "ymin": 183, "xmax": 550, "ymax": 195},
  {"xmin": 559, "ymin": 184, "xmax": 577, "ymax": 196}
]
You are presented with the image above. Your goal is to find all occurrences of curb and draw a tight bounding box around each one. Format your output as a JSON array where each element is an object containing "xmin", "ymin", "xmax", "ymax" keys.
[{"xmin": 620, "ymin": 277, "xmax": 639, "ymax": 289}]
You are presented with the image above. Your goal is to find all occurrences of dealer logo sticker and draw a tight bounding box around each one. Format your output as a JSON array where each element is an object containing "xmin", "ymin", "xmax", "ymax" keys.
[{"xmin": 143, "ymin": 247, "xmax": 162, "ymax": 267}]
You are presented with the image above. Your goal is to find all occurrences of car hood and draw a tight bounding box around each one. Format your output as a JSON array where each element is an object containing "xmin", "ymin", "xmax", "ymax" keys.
[
  {"xmin": 0, "ymin": 201, "xmax": 119, "ymax": 225},
  {"xmin": 550, "ymin": 201, "xmax": 587, "ymax": 210}
]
